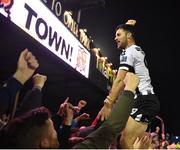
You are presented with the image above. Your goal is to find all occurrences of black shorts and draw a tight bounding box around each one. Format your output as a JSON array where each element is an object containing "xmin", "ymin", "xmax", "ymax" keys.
[{"xmin": 130, "ymin": 94, "xmax": 160, "ymax": 124}]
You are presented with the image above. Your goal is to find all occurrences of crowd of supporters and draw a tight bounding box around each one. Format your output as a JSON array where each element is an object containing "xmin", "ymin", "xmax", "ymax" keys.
[{"xmin": 0, "ymin": 49, "xmax": 179, "ymax": 149}]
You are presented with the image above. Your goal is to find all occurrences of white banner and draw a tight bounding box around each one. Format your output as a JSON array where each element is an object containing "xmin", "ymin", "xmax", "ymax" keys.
[{"xmin": 0, "ymin": 0, "xmax": 90, "ymax": 78}]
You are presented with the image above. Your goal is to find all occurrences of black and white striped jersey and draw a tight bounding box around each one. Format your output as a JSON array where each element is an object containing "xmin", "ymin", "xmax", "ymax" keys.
[{"xmin": 119, "ymin": 44, "xmax": 154, "ymax": 93}]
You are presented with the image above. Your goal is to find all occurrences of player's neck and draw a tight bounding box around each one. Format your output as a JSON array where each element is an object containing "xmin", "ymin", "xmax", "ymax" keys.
[{"xmin": 125, "ymin": 41, "xmax": 135, "ymax": 49}]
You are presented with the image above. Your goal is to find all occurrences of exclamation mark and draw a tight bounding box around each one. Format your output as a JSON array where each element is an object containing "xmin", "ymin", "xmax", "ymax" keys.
[{"xmin": 69, "ymin": 47, "xmax": 73, "ymax": 62}]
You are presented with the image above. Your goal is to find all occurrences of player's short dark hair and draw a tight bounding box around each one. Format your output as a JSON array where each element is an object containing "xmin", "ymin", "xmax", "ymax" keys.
[
  {"xmin": 116, "ymin": 24, "xmax": 136, "ymax": 39},
  {"xmin": 0, "ymin": 106, "xmax": 51, "ymax": 148}
]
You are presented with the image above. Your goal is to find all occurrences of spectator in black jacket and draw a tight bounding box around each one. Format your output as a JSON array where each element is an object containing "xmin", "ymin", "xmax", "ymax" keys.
[
  {"xmin": 0, "ymin": 48, "xmax": 39, "ymax": 116},
  {"xmin": 15, "ymin": 73, "xmax": 47, "ymax": 117}
]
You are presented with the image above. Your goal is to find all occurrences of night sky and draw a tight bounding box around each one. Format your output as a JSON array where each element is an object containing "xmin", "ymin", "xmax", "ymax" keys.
[
  {"xmin": 0, "ymin": 0, "xmax": 179, "ymax": 136},
  {"xmin": 80, "ymin": 0, "xmax": 179, "ymax": 135}
]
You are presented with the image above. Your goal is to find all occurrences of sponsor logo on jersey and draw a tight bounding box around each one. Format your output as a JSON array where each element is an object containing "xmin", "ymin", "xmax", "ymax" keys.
[{"xmin": 121, "ymin": 55, "xmax": 127, "ymax": 62}]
